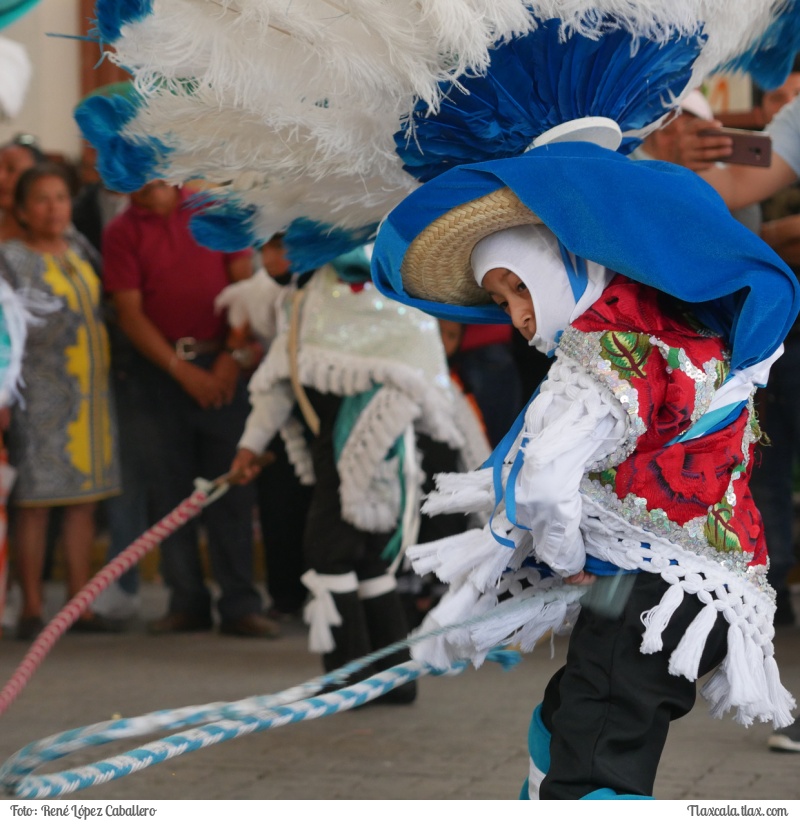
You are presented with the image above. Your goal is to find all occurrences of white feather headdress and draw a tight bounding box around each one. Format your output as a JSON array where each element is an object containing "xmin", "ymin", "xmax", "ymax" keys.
[{"xmin": 78, "ymin": 0, "xmax": 800, "ymax": 266}]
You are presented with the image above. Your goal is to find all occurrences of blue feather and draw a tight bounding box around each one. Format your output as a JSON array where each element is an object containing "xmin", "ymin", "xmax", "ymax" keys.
[
  {"xmin": 94, "ymin": 0, "xmax": 153, "ymax": 43},
  {"xmin": 720, "ymin": 0, "xmax": 800, "ymax": 90},
  {"xmin": 395, "ymin": 18, "xmax": 703, "ymax": 182},
  {"xmin": 284, "ymin": 219, "xmax": 378, "ymax": 273},
  {"xmin": 188, "ymin": 199, "xmax": 260, "ymax": 253},
  {"xmin": 74, "ymin": 90, "xmax": 170, "ymax": 192}
]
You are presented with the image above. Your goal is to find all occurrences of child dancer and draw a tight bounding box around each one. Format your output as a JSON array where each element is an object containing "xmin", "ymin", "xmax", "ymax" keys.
[
  {"xmin": 371, "ymin": 137, "xmax": 800, "ymax": 798},
  {"xmin": 227, "ymin": 242, "xmax": 488, "ymax": 701}
]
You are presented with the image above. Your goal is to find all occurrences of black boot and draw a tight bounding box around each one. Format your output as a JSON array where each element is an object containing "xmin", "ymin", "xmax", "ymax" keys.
[
  {"xmin": 322, "ymin": 590, "xmax": 374, "ymax": 684},
  {"xmin": 360, "ymin": 589, "xmax": 418, "ymax": 705}
]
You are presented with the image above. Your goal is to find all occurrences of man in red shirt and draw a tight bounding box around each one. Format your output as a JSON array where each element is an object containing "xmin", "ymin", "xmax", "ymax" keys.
[{"xmin": 103, "ymin": 181, "xmax": 277, "ymax": 637}]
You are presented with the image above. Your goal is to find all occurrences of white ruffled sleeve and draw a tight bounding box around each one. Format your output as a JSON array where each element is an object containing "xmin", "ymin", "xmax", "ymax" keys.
[
  {"xmin": 515, "ymin": 358, "xmax": 629, "ymax": 577},
  {"xmin": 237, "ymin": 379, "xmax": 295, "ymax": 455}
]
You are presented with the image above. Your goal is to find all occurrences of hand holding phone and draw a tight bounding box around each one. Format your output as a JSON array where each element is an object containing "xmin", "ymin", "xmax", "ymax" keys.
[{"xmin": 698, "ymin": 127, "xmax": 772, "ymax": 167}]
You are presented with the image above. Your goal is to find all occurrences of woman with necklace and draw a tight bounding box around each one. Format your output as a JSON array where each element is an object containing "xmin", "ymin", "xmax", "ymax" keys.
[{"xmin": 1, "ymin": 164, "xmax": 120, "ymax": 640}]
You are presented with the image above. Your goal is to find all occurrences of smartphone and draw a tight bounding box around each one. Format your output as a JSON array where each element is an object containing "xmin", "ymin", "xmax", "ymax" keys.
[{"xmin": 698, "ymin": 127, "xmax": 772, "ymax": 167}]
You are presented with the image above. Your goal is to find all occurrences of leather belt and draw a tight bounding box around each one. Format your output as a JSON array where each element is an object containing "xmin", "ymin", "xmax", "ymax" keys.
[{"xmin": 173, "ymin": 337, "xmax": 222, "ymax": 361}]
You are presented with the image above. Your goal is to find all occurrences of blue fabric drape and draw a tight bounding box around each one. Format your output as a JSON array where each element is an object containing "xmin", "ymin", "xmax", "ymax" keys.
[{"xmin": 371, "ymin": 142, "xmax": 800, "ymax": 374}]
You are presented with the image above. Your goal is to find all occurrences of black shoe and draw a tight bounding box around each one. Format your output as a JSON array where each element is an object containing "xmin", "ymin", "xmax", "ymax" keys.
[
  {"xmin": 372, "ymin": 680, "xmax": 418, "ymax": 706},
  {"xmin": 768, "ymin": 718, "xmax": 800, "ymax": 752},
  {"xmin": 15, "ymin": 615, "xmax": 44, "ymax": 641},
  {"xmin": 219, "ymin": 612, "xmax": 280, "ymax": 638},
  {"xmin": 266, "ymin": 606, "xmax": 303, "ymax": 624},
  {"xmin": 147, "ymin": 612, "xmax": 213, "ymax": 635}
]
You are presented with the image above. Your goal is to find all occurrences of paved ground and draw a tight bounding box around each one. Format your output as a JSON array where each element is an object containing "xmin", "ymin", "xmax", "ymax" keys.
[{"xmin": 1, "ymin": 583, "xmax": 800, "ymax": 801}]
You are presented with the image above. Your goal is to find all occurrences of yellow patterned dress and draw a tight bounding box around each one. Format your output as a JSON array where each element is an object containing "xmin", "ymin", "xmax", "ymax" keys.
[{"xmin": 1, "ymin": 239, "xmax": 120, "ymax": 505}]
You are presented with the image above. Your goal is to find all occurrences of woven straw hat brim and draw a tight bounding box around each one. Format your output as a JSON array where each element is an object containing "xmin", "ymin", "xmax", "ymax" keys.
[{"xmin": 401, "ymin": 187, "xmax": 542, "ymax": 305}]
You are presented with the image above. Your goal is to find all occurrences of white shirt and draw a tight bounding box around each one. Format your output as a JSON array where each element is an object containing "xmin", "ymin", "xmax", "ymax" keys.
[{"xmin": 514, "ymin": 357, "xmax": 628, "ymax": 577}]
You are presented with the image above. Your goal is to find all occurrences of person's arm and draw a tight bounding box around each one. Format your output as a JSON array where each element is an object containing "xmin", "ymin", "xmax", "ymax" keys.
[
  {"xmin": 515, "ymin": 363, "xmax": 628, "ymax": 580},
  {"xmin": 230, "ymin": 380, "xmax": 295, "ymax": 484},
  {"xmin": 112, "ymin": 288, "xmax": 226, "ymax": 409},
  {"xmin": 207, "ymin": 251, "xmax": 257, "ymax": 401},
  {"xmin": 701, "ymin": 154, "xmax": 798, "ymax": 211},
  {"xmin": 675, "ymin": 115, "xmax": 799, "ymax": 210},
  {"xmin": 761, "ymin": 214, "xmax": 800, "ymax": 266}
]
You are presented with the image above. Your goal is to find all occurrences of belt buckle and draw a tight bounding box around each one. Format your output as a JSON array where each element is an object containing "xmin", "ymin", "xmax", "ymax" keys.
[{"xmin": 175, "ymin": 337, "xmax": 197, "ymax": 361}]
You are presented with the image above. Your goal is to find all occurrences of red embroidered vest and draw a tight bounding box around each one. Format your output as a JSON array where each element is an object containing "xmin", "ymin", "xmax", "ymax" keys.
[{"xmin": 559, "ymin": 276, "xmax": 766, "ymax": 569}]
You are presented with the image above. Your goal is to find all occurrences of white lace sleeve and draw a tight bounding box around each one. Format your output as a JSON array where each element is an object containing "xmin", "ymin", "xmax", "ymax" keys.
[{"xmin": 515, "ymin": 357, "xmax": 629, "ymax": 577}]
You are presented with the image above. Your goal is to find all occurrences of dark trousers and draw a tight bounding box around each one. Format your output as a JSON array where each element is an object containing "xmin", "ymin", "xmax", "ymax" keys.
[
  {"xmin": 453, "ymin": 343, "xmax": 524, "ymax": 448},
  {"xmin": 302, "ymin": 389, "xmax": 411, "ymax": 684},
  {"xmin": 302, "ymin": 390, "xmax": 393, "ymax": 579},
  {"xmin": 750, "ymin": 336, "xmax": 800, "ymax": 596},
  {"xmin": 140, "ymin": 355, "xmax": 260, "ymax": 622},
  {"xmin": 540, "ymin": 573, "xmax": 728, "ymax": 799},
  {"xmin": 256, "ymin": 434, "xmax": 312, "ymax": 613},
  {"xmin": 103, "ymin": 369, "xmax": 159, "ymax": 593}
]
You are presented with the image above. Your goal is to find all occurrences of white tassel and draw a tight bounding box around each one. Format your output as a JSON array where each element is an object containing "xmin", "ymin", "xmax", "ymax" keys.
[
  {"xmin": 715, "ymin": 623, "xmax": 758, "ymax": 726},
  {"xmin": 422, "ymin": 468, "xmax": 496, "ymax": 516},
  {"xmin": 470, "ymin": 593, "xmax": 543, "ymax": 651},
  {"xmin": 408, "ymin": 528, "xmax": 514, "ymax": 591},
  {"xmin": 700, "ymin": 667, "xmax": 733, "ymax": 720},
  {"xmin": 410, "ymin": 583, "xmax": 481, "ymax": 669},
  {"xmin": 639, "ymin": 583, "xmax": 684, "ymax": 654},
  {"xmin": 743, "ymin": 635, "xmax": 770, "ymax": 719},
  {"xmin": 667, "ymin": 602, "xmax": 718, "ymax": 681},
  {"xmin": 764, "ymin": 655, "xmax": 797, "ymax": 729},
  {"xmin": 514, "ymin": 600, "xmax": 569, "ymax": 652}
]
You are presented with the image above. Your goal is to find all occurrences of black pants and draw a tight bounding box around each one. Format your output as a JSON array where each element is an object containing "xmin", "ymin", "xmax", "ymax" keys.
[
  {"xmin": 139, "ymin": 354, "xmax": 261, "ymax": 621},
  {"xmin": 540, "ymin": 573, "xmax": 728, "ymax": 799},
  {"xmin": 256, "ymin": 435, "xmax": 312, "ymax": 613},
  {"xmin": 302, "ymin": 389, "xmax": 411, "ymax": 685},
  {"xmin": 302, "ymin": 390, "xmax": 393, "ymax": 578}
]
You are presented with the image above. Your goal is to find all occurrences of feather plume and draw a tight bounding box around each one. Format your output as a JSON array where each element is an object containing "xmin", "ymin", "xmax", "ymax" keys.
[{"xmin": 80, "ymin": 0, "xmax": 800, "ymax": 265}]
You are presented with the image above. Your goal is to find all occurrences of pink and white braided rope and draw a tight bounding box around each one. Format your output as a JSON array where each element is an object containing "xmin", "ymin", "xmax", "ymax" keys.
[{"xmin": 0, "ymin": 486, "xmax": 210, "ymax": 717}]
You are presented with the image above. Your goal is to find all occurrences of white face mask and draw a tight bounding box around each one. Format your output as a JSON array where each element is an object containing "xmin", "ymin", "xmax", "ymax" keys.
[{"xmin": 471, "ymin": 224, "xmax": 611, "ymax": 355}]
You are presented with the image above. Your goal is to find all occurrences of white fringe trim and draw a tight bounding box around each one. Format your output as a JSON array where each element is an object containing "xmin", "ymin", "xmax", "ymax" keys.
[
  {"xmin": 410, "ymin": 483, "xmax": 795, "ymax": 726},
  {"xmin": 407, "ymin": 527, "xmax": 513, "ymax": 592},
  {"xmin": 422, "ymin": 466, "xmax": 500, "ymax": 517},
  {"xmin": 251, "ymin": 338, "xmax": 462, "ymax": 450},
  {"xmin": 280, "ymin": 416, "xmax": 315, "ymax": 486},
  {"xmin": 580, "ymin": 498, "xmax": 795, "ymax": 727},
  {"xmin": 337, "ymin": 387, "xmax": 420, "ymax": 533}
]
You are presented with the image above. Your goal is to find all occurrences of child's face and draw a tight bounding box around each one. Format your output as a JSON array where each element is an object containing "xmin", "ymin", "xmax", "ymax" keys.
[
  {"xmin": 482, "ymin": 267, "xmax": 537, "ymax": 341},
  {"xmin": 260, "ymin": 239, "xmax": 292, "ymax": 277}
]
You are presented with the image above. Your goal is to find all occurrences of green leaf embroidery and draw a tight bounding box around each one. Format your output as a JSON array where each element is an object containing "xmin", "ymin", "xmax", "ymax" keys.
[
  {"xmin": 600, "ymin": 332, "xmax": 651, "ymax": 380},
  {"xmin": 588, "ymin": 467, "xmax": 618, "ymax": 488},
  {"xmin": 666, "ymin": 347, "xmax": 681, "ymax": 371},
  {"xmin": 704, "ymin": 501, "xmax": 743, "ymax": 554},
  {"xmin": 714, "ymin": 359, "xmax": 729, "ymax": 390}
]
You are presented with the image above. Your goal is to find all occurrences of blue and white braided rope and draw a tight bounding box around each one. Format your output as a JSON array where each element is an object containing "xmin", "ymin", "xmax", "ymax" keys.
[
  {"xmin": 5, "ymin": 660, "xmax": 434, "ymax": 800},
  {"xmin": 1, "ymin": 586, "xmax": 576, "ymax": 799}
]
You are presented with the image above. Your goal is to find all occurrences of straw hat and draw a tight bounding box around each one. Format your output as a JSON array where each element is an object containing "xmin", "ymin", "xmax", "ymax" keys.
[
  {"xmin": 399, "ymin": 119, "xmax": 622, "ymax": 307},
  {"xmin": 401, "ymin": 187, "xmax": 543, "ymax": 306}
]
